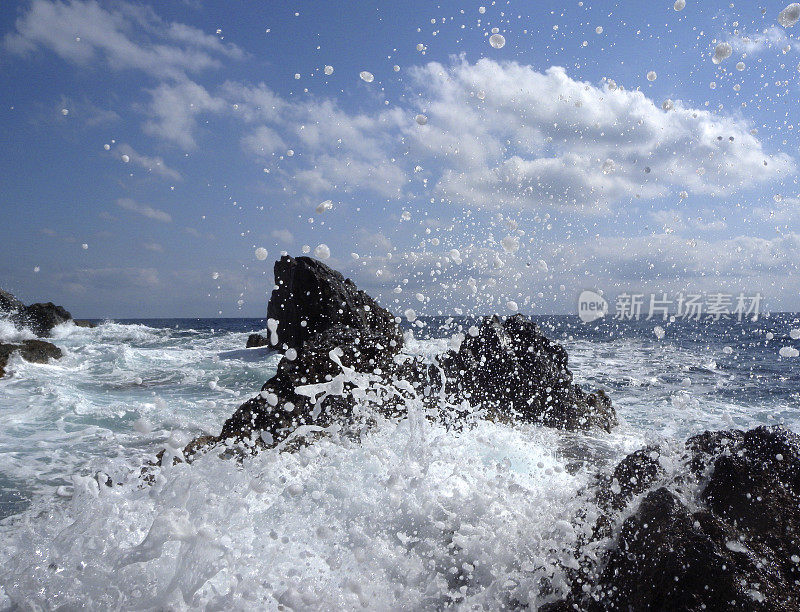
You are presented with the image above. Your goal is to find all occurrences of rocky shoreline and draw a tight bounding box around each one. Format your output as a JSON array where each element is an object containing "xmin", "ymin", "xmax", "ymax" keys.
[
  {"xmin": 0, "ymin": 289, "xmax": 91, "ymax": 378},
  {"xmin": 176, "ymin": 255, "xmax": 800, "ymax": 608},
  {"xmin": 5, "ymin": 259, "xmax": 799, "ymax": 609},
  {"xmin": 186, "ymin": 255, "xmax": 616, "ymax": 459},
  {"xmin": 542, "ymin": 425, "xmax": 800, "ymax": 610}
]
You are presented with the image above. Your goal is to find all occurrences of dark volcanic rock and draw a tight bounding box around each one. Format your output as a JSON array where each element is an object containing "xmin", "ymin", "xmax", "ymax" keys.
[
  {"xmin": 596, "ymin": 445, "xmax": 664, "ymax": 514},
  {"xmin": 246, "ymin": 333, "xmax": 270, "ymax": 348},
  {"xmin": 0, "ymin": 290, "xmax": 25, "ymax": 315},
  {"xmin": 443, "ymin": 315, "xmax": 617, "ymax": 432},
  {"xmin": 220, "ymin": 325, "xmax": 403, "ymax": 446},
  {"xmin": 189, "ymin": 258, "xmax": 615, "ymax": 459},
  {"xmin": 193, "ymin": 257, "xmax": 407, "ymax": 454},
  {"xmin": 0, "ymin": 339, "xmax": 63, "ymax": 378},
  {"xmin": 0, "ymin": 289, "xmax": 77, "ymax": 337},
  {"xmin": 685, "ymin": 427, "xmax": 746, "ymax": 475},
  {"xmin": 571, "ymin": 425, "xmax": 800, "ymax": 611},
  {"xmin": 266, "ymin": 255, "xmax": 402, "ymax": 353},
  {"xmin": 589, "ymin": 487, "xmax": 754, "ymax": 611},
  {"xmin": 17, "ymin": 339, "xmax": 64, "ymax": 363},
  {"xmin": 18, "ymin": 302, "xmax": 73, "ymax": 337}
]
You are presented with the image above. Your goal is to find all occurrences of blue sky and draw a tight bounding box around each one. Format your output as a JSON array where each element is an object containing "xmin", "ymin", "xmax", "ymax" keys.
[{"xmin": 1, "ymin": 0, "xmax": 799, "ymax": 317}]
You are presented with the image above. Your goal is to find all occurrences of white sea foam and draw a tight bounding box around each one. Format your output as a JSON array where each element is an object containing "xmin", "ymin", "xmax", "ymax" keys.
[
  {"xmin": 0, "ymin": 416, "xmax": 617, "ymax": 609},
  {"xmin": 0, "ymin": 318, "xmax": 36, "ymax": 343},
  {"xmin": 0, "ymin": 321, "xmax": 279, "ymax": 517},
  {"xmin": 0, "ymin": 319, "xmax": 798, "ymax": 607}
]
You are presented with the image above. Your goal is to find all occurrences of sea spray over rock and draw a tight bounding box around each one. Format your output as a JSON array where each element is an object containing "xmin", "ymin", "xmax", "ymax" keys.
[
  {"xmin": 209, "ymin": 256, "xmax": 616, "ymax": 453},
  {"xmin": 552, "ymin": 426, "xmax": 800, "ymax": 610},
  {"xmin": 1, "ymin": 263, "xmax": 799, "ymax": 607},
  {"xmin": 0, "ymin": 418, "xmax": 601, "ymax": 609}
]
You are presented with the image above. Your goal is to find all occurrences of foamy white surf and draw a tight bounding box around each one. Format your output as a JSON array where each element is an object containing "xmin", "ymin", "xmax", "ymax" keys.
[
  {"xmin": 0, "ymin": 317, "xmax": 797, "ymax": 608},
  {"xmin": 0, "ymin": 319, "xmax": 36, "ymax": 344},
  {"xmin": 0, "ymin": 320, "xmax": 279, "ymax": 517},
  {"xmin": 0, "ymin": 417, "xmax": 628, "ymax": 609}
]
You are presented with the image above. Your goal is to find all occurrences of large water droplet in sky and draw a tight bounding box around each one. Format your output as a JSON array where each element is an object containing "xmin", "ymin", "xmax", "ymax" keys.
[{"xmin": 489, "ymin": 33, "xmax": 505, "ymax": 49}]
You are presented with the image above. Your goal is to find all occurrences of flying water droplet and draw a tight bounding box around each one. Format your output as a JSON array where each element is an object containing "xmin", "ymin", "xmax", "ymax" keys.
[
  {"xmin": 314, "ymin": 244, "xmax": 331, "ymax": 259},
  {"xmin": 489, "ymin": 33, "xmax": 506, "ymax": 49},
  {"xmin": 712, "ymin": 42, "xmax": 732, "ymax": 64},
  {"xmin": 778, "ymin": 3, "xmax": 800, "ymax": 27}
]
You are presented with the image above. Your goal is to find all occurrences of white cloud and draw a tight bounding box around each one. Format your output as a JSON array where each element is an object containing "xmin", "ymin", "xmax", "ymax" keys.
[
  {"xmin": 270, "ymin": 229, "xmax": 294, "ymax": 243},
  {"xmin": 435, "ymin": 153, "xmax": 658, "ymax": 215},
  {"xmin": 351, "ymin": 228, "xmax": 800, "ymax": 315},
  {"xmin": 405, "ymin": 59, "xmax": 793, "ymax": 211},
  {"xmin": 726, "ymin": 26, "xmax": 794, "ymax": 55},
  {"xmin": 753, "ymin": 197, "xmax": 800, "ymax": 225},
  {"xmin": 35, "ymin": 17, "xmax": 784, "ymax": 215},
  {"xmin": 58, "ymin": 267, "xmax": 161, "ymax": 292},
  {"xmin": 580, "ymin": 232, "xmax": 800, "ymax": 280},
  {"xmin": 4, "ymin": 0, "xmax": 243, "ymax": 79},
  {"xmin": 291, "ymin": 154, "xmax": 407, "ymax": 199},
  {"xmin": 357, "ymin": 229, "xmax": 393, "ymax": 253},
  {"xmin": 143, "ymin": 79, "xmax": 226, "ymax": 149},
  {"xmin": 116, "ymin": 197, "xmax": 172, "ymax": 223},
  {"xmin": 241, "ymin": 125, "xmax": 286, "ymax": 158},
  {"xmin": 140, "ymin": 58, "xmax": 791, "ymax": 211},
  {"xmin": 54, "ymin": 95, "xmax": 119, "ymax": 126},
  {"xmin": 164, "ymin": 22, "xmax": 244, "ymax": 60},
  {"xmin": 650, "ymin": 209, "xmax": 727, "ymax": 233},
  {"xmin": 222, "ymin": 81, "xmax": 287, "ymax": 123},
  {"xmin": 116, "ymin": 144, "xmax": 181, "ymax": 180}
]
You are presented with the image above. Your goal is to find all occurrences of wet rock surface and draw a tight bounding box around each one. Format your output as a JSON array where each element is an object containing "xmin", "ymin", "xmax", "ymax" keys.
[
  {"xmin": 557, "ymin": 425, "xmax": 800, "ymax": 611},
  {"xmin": 0, "ymin": 290, "xmax": 25, "ymax": 314},
  {"xmin": 193, "ymin": 256, "xmax": 616, "ymax": 456},
  {"xmin": 17, "ymin": 302, "xmax": 73, "ymax": 337},
  {"xmin": 0, "ymin": 289, "xmax": 90, "ymax": 336},
  {"xmin": 265, "ymin": 255, "xmax": 403, "ymax": 352},
  {"xmin": 219, "ymin": 324, "xmax": 403, "ymax": 447},
  {"xmin": 442, "ymin": 314, "xmax": 617, "ymax": 432},
  {"xmin": 0, "ymin": 339, "xmax": 63, "ymax": 378},
  {"xmin": 245, "ymin": 333, "xmax": 269, "ymax": 348}
]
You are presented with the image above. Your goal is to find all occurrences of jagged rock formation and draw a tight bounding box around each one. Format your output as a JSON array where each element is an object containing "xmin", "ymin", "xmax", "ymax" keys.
[
  {"xmin": 265, "ymin": 255, "xmax": 403, "ymax": 352},
  {"xmin": 220, "ymin": 324, "xmax": 404, "ymax": 446},
  {"xmin": 0, "ymin": 289, "xmax": 93, "ymax": 337},
  {"xmin": 0, "ymin": 290, "xmax": 25, "ymax": 314},
  {"xmin": 16, "ymin": 302, "xmax": 73, "ymax": 337},
  {"xmin": 0, "ymin": 340, "xmax": 63, "ymax": 378},
  {"xmin": 190, "ymin": 256, "xmax": 616, "ymax": 457},
  {"xmin": 554, "ymin": 425, "xmax": 800, "ymax": 611},
  {"xmin": 440, "ymin": 314, "xmax": 617, "ymax": 432}
]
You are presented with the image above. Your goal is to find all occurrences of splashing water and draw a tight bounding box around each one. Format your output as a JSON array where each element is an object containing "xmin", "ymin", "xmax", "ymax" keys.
[
  {"xmin": 489, "ymin": 33, "xmax": 505, "ymax": 49},
  {"xmin": 1, "ymin": 316, "xmax": 800, "ymax": 607}
]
